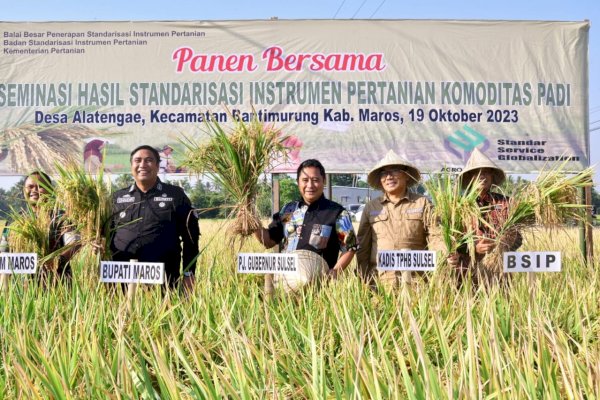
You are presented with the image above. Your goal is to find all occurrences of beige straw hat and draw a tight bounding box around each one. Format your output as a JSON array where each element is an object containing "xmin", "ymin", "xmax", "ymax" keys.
[
  {"xmin": 458, "ymin": 148, "xmax": 506, "ymax": 188},
  {"xmin": 367, "ymin": 150, "xmax": 421, "ymax": 190},
  {"xmin": 274, "ymin": 250, "xmax": 328, "ymax": 293}
]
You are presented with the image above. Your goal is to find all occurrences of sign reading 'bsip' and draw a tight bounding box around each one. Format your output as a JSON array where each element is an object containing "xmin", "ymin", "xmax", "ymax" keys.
[
  {"xmin": 100, "ymin": 261, "xmax": 165, "ymax": 284},
  {"xmin": 377, "ymin": 250, "xmax": 437, "ymax": 271},
  {"xmin": 503, "ymin": 252, "xmax": 561, "ymax": 272},
  {"xmin": 238, "ymin": 253, "xmax": 298, "ymax": 274},
  {"xmin": 0, "ymin": 253, "xmax": 37, "ymax": 274}
]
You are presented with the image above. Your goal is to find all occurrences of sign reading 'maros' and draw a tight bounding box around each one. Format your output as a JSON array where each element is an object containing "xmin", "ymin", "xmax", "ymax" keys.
[{"xmin": 0, "ymin": 20, "xmax": 589, "ymax": 174}]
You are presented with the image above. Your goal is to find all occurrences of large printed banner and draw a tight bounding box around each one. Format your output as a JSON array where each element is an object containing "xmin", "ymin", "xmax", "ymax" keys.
[{"xmin": 0, "ymin": 20, "xmax": 589, "ymax": 174}]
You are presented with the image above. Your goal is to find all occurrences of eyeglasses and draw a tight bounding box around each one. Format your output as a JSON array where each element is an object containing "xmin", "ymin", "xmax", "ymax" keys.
[{"xmin": 379, "ymin": 168, "xmax": 405, "ymax": 178}]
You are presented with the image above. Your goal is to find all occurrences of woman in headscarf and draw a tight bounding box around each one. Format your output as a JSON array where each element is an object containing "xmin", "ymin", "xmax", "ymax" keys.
[{"xmin": 83, "ymin": 139, "xmax": 107, "ymax": 173}]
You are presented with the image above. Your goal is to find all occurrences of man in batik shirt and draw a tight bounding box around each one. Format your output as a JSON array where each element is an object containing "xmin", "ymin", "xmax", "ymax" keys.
[{"xmin": 254, "ymin": 159, "xmax": 357, "ymax": 279}]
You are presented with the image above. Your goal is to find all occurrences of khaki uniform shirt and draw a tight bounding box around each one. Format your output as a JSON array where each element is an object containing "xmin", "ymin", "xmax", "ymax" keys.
[{"xmin": 356, "ymin": 192, "xmax": 442, "ymax": 276}]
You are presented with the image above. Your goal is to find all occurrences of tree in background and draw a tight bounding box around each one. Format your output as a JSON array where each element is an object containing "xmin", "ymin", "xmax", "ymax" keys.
[
  {"xmin": 500, "ymin": 175, "xmax": 529, "ymax": 195},
  {"xmin": 256, "ymin": 181, "xmax": 272, "ymax": 218},
  {"xmin": 187, "ymin": 181, "xmax": 228, "ymax": 219},
  {"xmin": 279, "ymin": 175, "xmax": 301, "ymax": 205},
  {"xmin": 254, "ymin": 175, "xmax": 302, "ymax": 218},
  {"xmin": 165, "ymin": 178, "xmax": 191, "ymax": 192},
  {"xmin": 113, "ymin": 173, "xmax": 134, "ymax": 190},
  {"xmin": 331, "ymin": 174, "xmax": 353, "ymax": 187},
  {"xmin": 330, "ymin": 173, "xmax": 368, "ymax": 187},
  {"xmin": 0, "ymin": 177, "xmax": 26, "ymax": 222}
]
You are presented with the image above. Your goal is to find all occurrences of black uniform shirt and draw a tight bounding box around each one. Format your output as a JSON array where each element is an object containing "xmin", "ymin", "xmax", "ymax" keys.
[{"xmin": 110, "ymin": 179, "xmax": 200, "ymax": 281}]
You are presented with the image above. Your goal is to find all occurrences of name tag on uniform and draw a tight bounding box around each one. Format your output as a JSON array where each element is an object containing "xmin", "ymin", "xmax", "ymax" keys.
[
  {"xmin": 405, "ymin": 207, "xmax": 424, "ymax": 214},
  {"xmin": 153, "ymin": 197, "xmax": 173, "ymax": 202},
  {"xmin": 117, "ymin": 195, "xmax": 135, "ymax": 203}
]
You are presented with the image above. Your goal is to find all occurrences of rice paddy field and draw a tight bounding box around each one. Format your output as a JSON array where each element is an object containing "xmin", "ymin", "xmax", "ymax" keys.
[{"xmin": 1, "ymin": 220, "xmax": 599, "ymax": 399}]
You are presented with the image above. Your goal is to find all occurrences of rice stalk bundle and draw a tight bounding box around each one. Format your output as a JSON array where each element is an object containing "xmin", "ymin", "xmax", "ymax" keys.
[
  {"xmin": 528, "ymin": 164, "xmax": 593, "ymax": 226},
  {"xmin": 181, "ymin": 112, "xmax": 291, "ymax": 238},
  {"xmin": 53, "ymin": 160, "xmax": 113, "ymax": 259},
  {"xmin": 482, "ymin": 162, "xmax": 593, "ymax": 271},
  {"xmin": 493, "ymin": 163, "xmax": 593, "ymax": 240},
  {"xmin": 425, "ymin": 172, "xmax": 484, "ymax": 258},
  {"xmin": 7, "ymin": 204, "xmax": 58, "ymax": 271}
]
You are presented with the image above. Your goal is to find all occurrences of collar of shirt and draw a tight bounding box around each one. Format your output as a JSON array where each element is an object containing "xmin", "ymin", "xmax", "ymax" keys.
[
  {"xmin": 380, "ymin": 191, "xmax": 411, "ymax": 206},
  {"xmin": 129, "ymin": 179, "xmax": 163, "ymax": 194},
  {"xmin": 298, "ymin": 194, "xmax": 327, "ymax": 211},
  {"xmin": 477, "ymin": 191, "xmax": 505, "ymax": 206}
]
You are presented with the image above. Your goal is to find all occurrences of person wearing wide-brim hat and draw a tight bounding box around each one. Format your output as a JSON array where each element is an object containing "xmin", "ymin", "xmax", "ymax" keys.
[
  {"xmin": 458, "ymin": 148, "xmax": 506, "ymax": 190},
  {"xmin": 356, "ymin": 150, "xmax": 442, "ymax": 289},
  {"xmin": 449, "ymin": 148, "xmax": 522, "ymax": 285},
  {"xmin": 159, "ymin": 144, "xmax": 176, "ymax": 173}
]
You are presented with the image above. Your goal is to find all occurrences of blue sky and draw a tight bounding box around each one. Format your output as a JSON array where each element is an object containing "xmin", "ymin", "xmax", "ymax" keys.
[{"xmin": 1, "ymin": 0, "xmax": 598, "ymax": 187}]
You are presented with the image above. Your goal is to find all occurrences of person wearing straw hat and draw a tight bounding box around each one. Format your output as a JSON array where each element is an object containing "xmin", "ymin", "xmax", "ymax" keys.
[
  {"xmin": 356, "ymin": 150, "xmax": 442, "ymax": 289},
  {"xmin": 159, "ymin": 145, "xmax": 176, "ymax": 174},
  {"xmin": 448, "ymin": 148, "xmax": 522, "ymax": 283},
  {"xmin": 254, "ymin": 159, "xmax": 357, "ymax": 286}
]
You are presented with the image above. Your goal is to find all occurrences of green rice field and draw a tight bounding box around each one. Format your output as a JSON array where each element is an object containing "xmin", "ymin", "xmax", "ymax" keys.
[{"xmin": 0, "ymin": 221, "xmax": 599, "ymax": 399}]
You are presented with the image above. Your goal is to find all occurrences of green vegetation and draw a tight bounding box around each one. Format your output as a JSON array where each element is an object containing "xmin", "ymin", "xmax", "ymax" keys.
[{"xmin": 0, "ymin": 223, "xmax": 598, "ymax": 398}]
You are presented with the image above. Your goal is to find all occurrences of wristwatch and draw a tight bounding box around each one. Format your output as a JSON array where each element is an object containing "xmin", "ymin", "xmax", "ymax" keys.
[{"xmin": 183, "ymin": 271, "xmax": 194, "ymax": 277}]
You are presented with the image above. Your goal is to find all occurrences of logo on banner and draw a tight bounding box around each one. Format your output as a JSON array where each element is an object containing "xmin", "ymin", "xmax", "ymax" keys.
[{"xmin": 445, "ymin": 125, "xmax": 489, "ymax": 161}]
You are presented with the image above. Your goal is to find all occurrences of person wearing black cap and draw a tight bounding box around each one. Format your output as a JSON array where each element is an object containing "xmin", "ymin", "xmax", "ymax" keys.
[{"xmin": 111, "ymin": 145, "xmax": 200, "ymax": 289}]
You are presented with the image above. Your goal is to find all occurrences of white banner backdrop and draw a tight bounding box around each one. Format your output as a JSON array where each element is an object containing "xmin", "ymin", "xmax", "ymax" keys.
[{"xmin": 0, "ymin": 20, "xmax": 589, "ymax": 174}]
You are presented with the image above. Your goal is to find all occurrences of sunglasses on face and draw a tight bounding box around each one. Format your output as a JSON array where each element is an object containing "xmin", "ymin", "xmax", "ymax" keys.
[{"xmin": 379, "ymin": 168, "xmax": 405, "ymax": 178}]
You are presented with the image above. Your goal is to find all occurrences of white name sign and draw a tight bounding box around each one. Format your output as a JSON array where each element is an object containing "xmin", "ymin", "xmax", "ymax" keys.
[
  {"xmin": 100, "ymin": 261, "xmax": 165, "ymax": 284},
  {"xmin": 237, "ymin": 253, "xmax": 298, "ymax": 274},
  {"xmin": 503, "ymin": 252, "xmax": 561, "ymax": 272},
  {"xmin": 0, "ymin": 253, "xmax": 37, "ymax": 274},
  {"xmin": 377, "ymin": 250, "xmax": 437, "ymax": 271}
]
